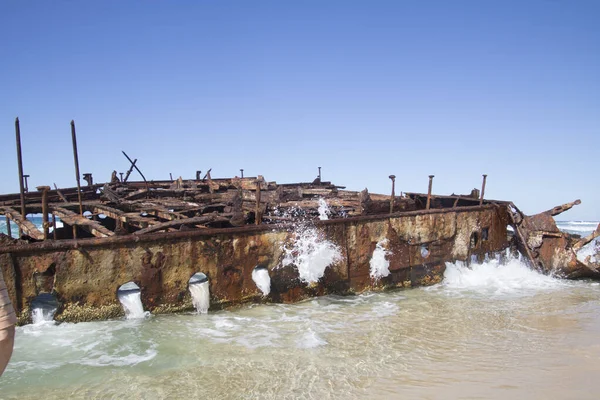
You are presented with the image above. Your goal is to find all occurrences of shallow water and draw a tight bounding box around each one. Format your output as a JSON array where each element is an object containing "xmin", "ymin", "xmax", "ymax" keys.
[
  {"xmin": 3, "ymin": 267, "xmax": 600, "ymax": 399},
  {"xmin": 2, "ymin": 221, "xmax": 600, "ymax": 399}
]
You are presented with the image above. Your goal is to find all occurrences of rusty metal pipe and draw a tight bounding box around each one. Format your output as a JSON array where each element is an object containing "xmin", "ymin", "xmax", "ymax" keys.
[
  {"xmin": 240, "ymin": 169, "xmax": 244, "ymax": 178},
  {"xmin": 426, "ymin": 175, "xmax": 434, "ymax": 210},
  {"xmin": 124, "ymin": 159, "xmax": 137, "ymax": 183},
  {"xmin": 479, "ymin": 174, "xmax": 487, "ymax": 206},
  {"xmin": 255, "ymin": 179, "xmax": 262, "ymax": 225},
  {"xmin": 23, "ymin": 175, "xmax": 30, "ymax": 193},
  {"xmin": 318, "ymin": 167, "xmax": 322, "ymax": 181},
  {"xmin": 389, "ymin": 175, "xmax": 396, "ymax": 214},
  {"xmin": 52, "ymin": 214, "xmax": 57, "ymax": 240},
  {"xmin": 38, "ymin": 186, "xmax": 50, "ymax": 240},
  {"xmin": 122, "ymin": 151, "xmax": 149, "ymax": 196},
  {"xmin": 70, "ymin": 120, "xmax": 84, "ymax": 215},
  {"xmin": 15, "ymin": 117, "xmax": 27, "ymax": 236},
  {"xmin": 5, "ymin": 215, "xmax": 11, "ymax": 238}
]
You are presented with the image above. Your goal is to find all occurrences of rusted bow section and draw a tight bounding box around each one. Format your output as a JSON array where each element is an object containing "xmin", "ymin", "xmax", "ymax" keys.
[{"xmin": 508, "ymin": 199, "xmax": 600, "ymax": 278}]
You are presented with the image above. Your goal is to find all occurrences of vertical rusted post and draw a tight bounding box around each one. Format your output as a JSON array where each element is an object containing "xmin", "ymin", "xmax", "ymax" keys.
[
  {"xmin": 15, "ymin": 117, "xmax": 27, "ymax": 236},
  {"xmin": 37, "ymin": 186, "xmax": 50, "ymax": 240},
  {"xmin": 255, "ymin": 179, "xmax": 262, "ymax": 225},
  {"xmin": 318, "ymin": 167, "xmax": 322, "ymax": 181},
  {"xmin": 119, "ymin": 172, "xmax": 124, "ymax": 182},
  {"xmin": 70, "ymin": 120, "xmax": 83, "ymax": 215},
  {"xmin": 5, "ymin": 215, "xmax": 11, "ymax": 238},
  {"xmin": 240, "ymin": 169, "xmax": 244, "ymax": 178},
  {"xmin": 52, "ymin": 214, "xmax": 57, "ymax": 240},
  {"xmin": 389, "ymin": 175, "xmax": 396, "ymax": 214},
  {"xmin": 169, "ymin": 173, "xmax": 173, "ymax": 181},
  {"xmin": 479, "ymin": 174, "xmax": 487, "ymax": 206},
  {"xmin": 426, "ymin": 175, "xmax": 434, "ymax": 210},
  {"xmin": 23, "ymin": 175, "xmax": 30, "ymax": 193}
]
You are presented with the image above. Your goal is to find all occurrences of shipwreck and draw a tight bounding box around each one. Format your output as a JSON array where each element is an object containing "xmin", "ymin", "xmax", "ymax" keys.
[{"xmin": 1, "ymin": 119, "xmax": 599, "ymax": 324}]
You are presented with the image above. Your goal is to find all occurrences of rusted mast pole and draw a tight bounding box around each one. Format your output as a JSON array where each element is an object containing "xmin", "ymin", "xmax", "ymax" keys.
[
  {"xmin": 15, "ymin": 117, "xmax": 27, "ymax": 237},
  {"xmin": 70, "ymin": 120, "xmax": 83, "ymax": 215},
  {"xmin": 5, "ymin": 215, "xmax": 11, "ymax": 238},
  {"xmin": 240, "ymin": 169, "xmax": 244, "ymax": 178},
  {"xmin": 52, "ymin": 214, "xmax": 57, "ymax": 240},
  {"xmin": 389, "ymin": 175, "xmax": 396, "ymax": 214},
  {"xmin": 37, "ymin": 186, "xmax": 50, "ymax": 240},
  {"xmin": 426, "ymin": 175, "xmax": 434, "ymax": 210},
  {"xmin": 122, "ymin": 151, "xmax": 149, "ymax": 195},
  {"xmin": 479, "ymin": 174, "xmax": 487, "ymax": 206},
  {"xmin": 255, "ymin": 178, "xmax": 262, "ymax": 225},
  {"xmin": 318, "ymin": 167, "xmax": 322, "ymax": 181}
]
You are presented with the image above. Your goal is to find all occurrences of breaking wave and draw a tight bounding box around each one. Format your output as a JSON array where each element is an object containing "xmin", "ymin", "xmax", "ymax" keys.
[
  {"xmin": 556, "ymin": 221, "xmax": 599, "ymax": 235},
  {"xmin": 435, "ymin": 254, "xmax": 568, "ymax": 296}
]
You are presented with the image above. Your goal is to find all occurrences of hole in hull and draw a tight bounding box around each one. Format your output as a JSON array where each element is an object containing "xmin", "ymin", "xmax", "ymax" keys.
[
  {"xmin": 117, "ymin": 282, "xmax": 148, "ymax": 319},
  {"xmin": 189, "ymin": 273, "xmax": 210, "ymax": 314}
]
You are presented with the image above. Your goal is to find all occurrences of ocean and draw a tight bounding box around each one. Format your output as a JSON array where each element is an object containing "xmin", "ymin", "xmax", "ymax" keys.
[{"xmin": 0, "ymin": 220, "xmax": 599, "ymax": 399}]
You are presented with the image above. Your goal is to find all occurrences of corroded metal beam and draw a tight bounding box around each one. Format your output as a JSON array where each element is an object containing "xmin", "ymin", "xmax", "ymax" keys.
[
  {"xmin": 51, "ymin": 207, "xmax": 114, "ymax": 238},
  {"xmin": 133, "ymin": 213, "xmax": 231, "ymax": 235},
  {"xmin": 1, "ymin": 207, "xmax": 44, "ymax": 240}
]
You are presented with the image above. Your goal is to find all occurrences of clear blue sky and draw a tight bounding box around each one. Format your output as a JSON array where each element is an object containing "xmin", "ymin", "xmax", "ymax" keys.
[{"xmin": 1, "ymin": 1, "xmax": 598, "ymax": 220}]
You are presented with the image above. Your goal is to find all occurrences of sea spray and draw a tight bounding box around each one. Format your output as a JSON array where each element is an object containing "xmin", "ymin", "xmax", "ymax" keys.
[
  {"xmin": 439, "ymin": 253, "xmax": 566, "ymax": 295},
  {"xmin": 282, "ymin": 224, "xmax": 342, "ymax": 284},
  {"xmin": 189, "ymin": 273, "xmax": 210, "ymax": 314},
  {"xmin": 556, "ymin": 221, "xmax": 600, "ymax": 265},
  {"xmin": 252, "ymin": 265, "xmax": 271, "ymax": 296},
  {"xmin": 317, "ymin": 198, "xmax": 330, "ymax": 220},
  {"xmin": 369, "ymin": 239, "xmax": 391, "ymax": 281},
  {"xmin": 117, "ymin": 282, "xmax": 149, "ymax": 319},
  {"xmin": 576, "ymin": 238, "xmax": 600, "ymax": 264},
  {"xmin": 30, "ymin": 293, "xmax": 58, "ymax": 324}
]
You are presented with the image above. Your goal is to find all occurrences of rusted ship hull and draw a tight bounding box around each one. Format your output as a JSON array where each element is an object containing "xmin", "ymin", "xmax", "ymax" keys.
[{"xmin": 0, "ymin": 203, "xmax": 509, "ymax": 323}]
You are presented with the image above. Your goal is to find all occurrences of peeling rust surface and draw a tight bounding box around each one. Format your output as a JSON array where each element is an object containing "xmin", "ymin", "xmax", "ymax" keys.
[{"xmin": 0, "ymin": 205, "xmax": 510, "ymax": 323}]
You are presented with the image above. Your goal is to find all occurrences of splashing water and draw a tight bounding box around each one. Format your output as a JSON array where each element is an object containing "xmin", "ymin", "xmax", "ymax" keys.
[
  {"xmin": 117, "ymin": 282, "xmax": 149, "ymax": 319},
  {"xmin": 555, "ymin": 221, "xmax": 600, "ymax": 265},
  {"xmin": 31, "ymin": 307, "xmax": 56, "ymax": 325},
  {"xmin": 282, "ymin": 225, "xmax": 342, "ymax": 284},
  {"xmin": 30, "ymin": 293, "xmax": 58, "ymax": 325},
  {"xmin": 317, "ymin": 198, "xmax": 330, "ymax": 220},
  {"xmin": 577, "ymin": 239, "xmax": 600, "ymax": 264},
  {"xmin": 189, "ymin": 281, "xmax": 210, "ymax": 314},
  {"xmin": 296, "ymin": 327, "xmax": 327, "ymax": 349},
  {"xmin": 369, "ymin": 239, "xmax": 391, "ymax": 281},
  {"xmin": 437, "ymin": 254, "xmax": 566, "ymax": 296},
  {"xmin": 252, "ymin": 266, "xmax": 271, "ymax": 296},
  {"xmin": 118, "ymin": 292, "xmax": 149, "ymax": 319}
]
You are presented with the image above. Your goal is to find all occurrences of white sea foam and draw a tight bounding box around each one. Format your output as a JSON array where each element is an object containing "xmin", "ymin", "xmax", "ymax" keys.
[
  {"xmin": 556, "ymin": 221, "xmax": 599, "ymax": 235},
  {"xmin": 252, "ymin": 267, "xmax": 271, "ymax": 296},
  {"xmin": 31, "ymin": 307, "xmax": 56, "ymax": 325},
  {"xmin": 282, "ymin": 225, "xmax": 342, "ymax": 284},
  {"xmin": 556, "ymin": 221, "xmax": 600, "ymax": 265},
  {"xmin": 577, "ymin": 239, "xmax": 600, "ymax": 264},
  {"xmin": 369, "ymin": 239, "xmax": 391, "ymax": 281},
  {"xmin": 78, "ymin": 346, "xmax": 158, "ymax": 367},
  {"xmin": 437, "ymin": 255, "xmax": 566, "ymax": 296},
  {"xmin": 296, "ymin": 327, "xmax": 327, "ymax": 348}
]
